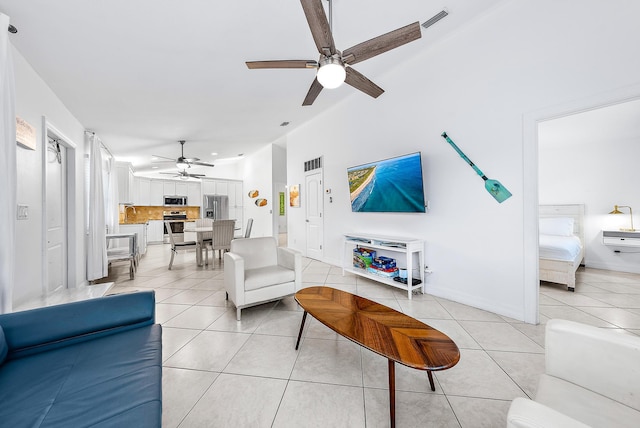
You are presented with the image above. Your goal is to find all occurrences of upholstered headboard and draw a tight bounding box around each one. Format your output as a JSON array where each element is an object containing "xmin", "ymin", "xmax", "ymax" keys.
[{"xmin": 539, "ymin": 204, "xmax": 585, "ymax": 244}]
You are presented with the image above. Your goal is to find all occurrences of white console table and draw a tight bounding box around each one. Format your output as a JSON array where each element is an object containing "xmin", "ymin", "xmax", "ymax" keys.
[
  {"xmin": 602, "ymin": 230, "xmax": 640, "ymax": 253},
  {"xmin": 343, "ymin": 233, "xmax": 425, "ymax": 299}
]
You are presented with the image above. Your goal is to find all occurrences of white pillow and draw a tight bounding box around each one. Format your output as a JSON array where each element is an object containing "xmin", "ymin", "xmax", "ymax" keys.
[{"xmin": 540, "ymin": 217, "xmax": 575, "ymax": 236}]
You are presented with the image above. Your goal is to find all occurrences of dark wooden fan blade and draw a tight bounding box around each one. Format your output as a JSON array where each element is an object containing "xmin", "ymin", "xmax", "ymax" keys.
[
  {"xmin": 302, "ymin": 77, "xmax": 323, "ymax": 106},
  {"xmin": 343, "ymin": 22, "xmax": 421, "ymax": 65},
  {"xmin": 188, "ymin": 174, "xmax": 205, "ymax": 178},
  {"xmin": 300, "ymin": 0, "xmax": 336, "ymax": 56},
  {"xmin": 191, "ymin": 161, "xmax": 215, "ymax": 167},
  {"xmin": 344, "ymin": 67, "xmax": 384, "ymax": 99},
  {"xmin": 246, "ymin": 60, "xmax": 318, "ymax": 69}
]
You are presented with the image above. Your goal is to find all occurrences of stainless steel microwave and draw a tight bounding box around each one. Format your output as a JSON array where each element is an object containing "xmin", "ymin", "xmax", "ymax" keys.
[{"xmin": 164, "ymin": 196, "xmax": 188, "ymax": 206}]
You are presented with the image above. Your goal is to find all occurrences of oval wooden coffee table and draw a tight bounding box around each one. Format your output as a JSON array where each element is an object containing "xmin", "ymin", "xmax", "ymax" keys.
[{"xmin": 294, "ymin": 286, "xmax": 460, "ymax": 428}]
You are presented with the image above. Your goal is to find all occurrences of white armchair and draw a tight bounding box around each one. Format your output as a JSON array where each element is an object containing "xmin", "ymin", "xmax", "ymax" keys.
[
  {"xmin": 506, "ymin": 319, "xmax": 640, "ymax": 428},
  {"xmin": 224, "ymin": 237, "xmax": 301, "ymax": 320}
]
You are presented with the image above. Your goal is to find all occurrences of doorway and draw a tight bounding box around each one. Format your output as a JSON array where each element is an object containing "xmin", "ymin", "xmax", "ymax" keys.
[
  {"xmin": 305, "ymin": 169, "xmax": 323, "ymax": 260},
  {"xmin": 42, "ymin": 118, "xmax": 77, "ymax": 293},
  {"xmin": 275, "ymin": 182, "xmax": 287, "ymax": 246},
  {"xmin": 523, "ymin": 84, "xmax": 640, "ymax": 324},
  {"xmin": 538, "ymin": 99, "xmax": 640, "ymax": 272}
]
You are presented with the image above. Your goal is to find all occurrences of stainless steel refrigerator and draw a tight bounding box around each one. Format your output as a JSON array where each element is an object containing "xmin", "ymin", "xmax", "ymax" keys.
[{"xmin": 202, "ymin": 194, "xmax": 229, "ymax": 220}]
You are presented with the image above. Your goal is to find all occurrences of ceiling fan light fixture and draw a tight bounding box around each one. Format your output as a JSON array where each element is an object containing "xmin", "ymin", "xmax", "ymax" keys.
[
  {"xmin": 317, "ymin": 56, "xmax": 345, "ymax": 89},
  {"xmin": 176, "ymin": 160, "xmax": 189, "ymax": 170}
]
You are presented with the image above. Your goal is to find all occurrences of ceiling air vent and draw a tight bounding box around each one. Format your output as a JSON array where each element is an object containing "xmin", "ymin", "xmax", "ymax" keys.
[
  {"xmin": 304, "ymin": 157, "xmax": 322, "ymax": 172},
  {"xmin": 421, "ymin": 9, "xmax": 449, "ymax": 30}
]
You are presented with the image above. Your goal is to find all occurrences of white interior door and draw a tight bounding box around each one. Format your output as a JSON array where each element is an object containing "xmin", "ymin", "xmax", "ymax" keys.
[
  {"xmin": 46, "ymin": 137, "xmax": 67, "ymax": 293},
  {"xmin": 305, "ymin": 170, "xmax": 323, "ymax": 260}
]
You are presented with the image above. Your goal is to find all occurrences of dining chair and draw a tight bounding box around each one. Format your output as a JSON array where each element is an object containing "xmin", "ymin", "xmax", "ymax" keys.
[
  {"xmin": 234, "ymin": 218, "xmax": 254, "ymax": 239},
  {"xmin": 195, "ymin": 218, "xmax": 213, "ymax": 263},
  {"xmin": 106, "ymin": 233, "xmax": 138, "ymax": 279},
  {"xmin": 165, "ymin": 221, "xmax": 198, "ymax": 270},
  {"xmin": 244, "ymin": 218, "xmax": 253, "ymax": 238},
  {"xmin": 209, "ymin": 219, "xmax": 236, "ymax": 261}
]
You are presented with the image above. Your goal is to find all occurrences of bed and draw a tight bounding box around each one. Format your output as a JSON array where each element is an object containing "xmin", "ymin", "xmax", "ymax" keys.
[{"xmin": 539, "ymin": 204, "xmax": 585, "ymax": 292}]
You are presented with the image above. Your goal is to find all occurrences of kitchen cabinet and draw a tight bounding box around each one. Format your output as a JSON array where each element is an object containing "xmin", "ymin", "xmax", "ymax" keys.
[
  {"xmin": 228, "ymin": 180, "xmax": 243, "ymax": 236},
  {"xmin": 117, "ymin": 223, "xmax": 148, "ymax": 255},
  {"xmin": 202, "ymin": 179, "xmax": 238, "ymax": 196},
  {"xmin": 139, "ymin": 179, "xmax": 199, "ymax": 206},
  {"xmin": 116, "ymin": 162, "xmax": 134, "ymax": 204},
  {"xmin": 150, "ymin": 180, "xmax": 164, "ymax": 206},
  {"xmin": 134, "ymin": 177, "xmax": 151, "ymax": 206},
  {"xmin": 147, "ymin": 220, "xmax": 165, "ymax": 244},
  {"xmin": 200, "ymin": 179, "xmax": 243, "ymax": 230},
  {"xmin": 215, "ymin": 180, "xmax": 228, "ymax": 195},
  {"xmin": 228, "ymin": 181, "xmax": 240, "ymax": 207},
  {"xmin": 163, "ymin": 181, "xmax": 176, "ymax": 196},
  {"xmin": 188, "ymin": 182, "xmax": 201, "ymax": 206},
  {"xmin": 201, "ymin": 178, "xmax": 215, "ymax": 195},
  {"xmin": 175, "ymin": 182, "xmax": 188, "ymax": 197}
]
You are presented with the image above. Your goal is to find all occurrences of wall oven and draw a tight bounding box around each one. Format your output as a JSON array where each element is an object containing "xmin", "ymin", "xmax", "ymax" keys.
[
  {"xmin": 163, "ymin": 210, "xmax": 187, "ymax": 243},
  {"xmin": 164, "ymin": 195, "xmax": 188, "ymax": 206}
]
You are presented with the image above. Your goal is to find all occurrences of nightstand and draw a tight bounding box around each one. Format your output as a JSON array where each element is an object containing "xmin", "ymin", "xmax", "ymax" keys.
[{"xmin": 602, "ymin": 230, "xmax": 640, "ymax": 253}]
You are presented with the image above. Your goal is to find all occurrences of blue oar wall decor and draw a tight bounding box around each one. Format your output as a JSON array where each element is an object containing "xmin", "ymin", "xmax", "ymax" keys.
[{"xmin": 441, "ymin": 132, "xmax": 512, "ymax": 203}]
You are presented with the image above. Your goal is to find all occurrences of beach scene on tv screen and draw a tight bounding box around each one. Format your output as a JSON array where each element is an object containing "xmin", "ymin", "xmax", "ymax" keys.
[{"xmin": 348, "ymin": 152, "xmax": 426, "ymax": 213}]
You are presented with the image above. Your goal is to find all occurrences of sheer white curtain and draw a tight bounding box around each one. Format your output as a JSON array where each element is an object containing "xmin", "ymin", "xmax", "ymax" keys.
[
  {"xmin": 104, "ymin": 155, "xmax": 119, "ymax": 235},
  {"xmin": 0, "ymin": 14, "xmax": 16, "ymax": 313},
  {"xmin": 86, "ymin": 133, "xmax": 107, "ymax": 280}
]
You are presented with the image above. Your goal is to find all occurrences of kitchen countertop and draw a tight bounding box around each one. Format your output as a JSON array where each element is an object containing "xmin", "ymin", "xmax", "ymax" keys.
[{"xmin": 120, "ymin": 219, "xmax": 199, "ymax": 225}]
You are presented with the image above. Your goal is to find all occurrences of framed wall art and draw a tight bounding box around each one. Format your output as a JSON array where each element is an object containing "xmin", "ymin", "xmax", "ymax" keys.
[{"xmin": 289, "ymin": 184, "xmax": 300, "ymax": 208}]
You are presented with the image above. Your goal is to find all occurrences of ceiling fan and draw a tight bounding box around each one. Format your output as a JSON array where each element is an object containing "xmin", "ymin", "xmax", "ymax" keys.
[
  {"xmin": 246, "ymin": 0, "xmax": 422, "ymax": 106},
  {"xmin": 152, "ymin": 140, "xmax": 215, "ymax": 169},
  {"xmin": 159, "ymin": 169, "xmax": 206, "ymax": 180}
]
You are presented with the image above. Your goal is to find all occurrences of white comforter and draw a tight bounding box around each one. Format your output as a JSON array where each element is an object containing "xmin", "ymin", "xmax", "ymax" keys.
[{"xmin": 539, "ymin": 234, "xmax": 583, "ymax": 261}]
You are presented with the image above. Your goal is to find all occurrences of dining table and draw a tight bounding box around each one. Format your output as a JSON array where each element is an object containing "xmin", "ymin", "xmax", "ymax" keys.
[
  {"xmin": 183, "ymin": 224, "xmax": 242, "ymax": 266},
  {"xmin": 182, "ymin": 225, "xmax": 212, "ymax": 266}
]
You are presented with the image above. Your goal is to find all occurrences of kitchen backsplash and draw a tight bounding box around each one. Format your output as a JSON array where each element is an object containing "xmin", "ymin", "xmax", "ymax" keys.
[{"xmin": 119, "ymin": 206, "xmax": 201, "ymax": 224}]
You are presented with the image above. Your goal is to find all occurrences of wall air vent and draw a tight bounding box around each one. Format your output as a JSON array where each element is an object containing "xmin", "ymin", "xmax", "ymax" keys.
[
  {"xmin": 421, "ymin": 9, "xmax": 449, "ymax": 30},
  {"xmin": 304, "ymin": 157, "xmax": 322, "ymax": 172}
]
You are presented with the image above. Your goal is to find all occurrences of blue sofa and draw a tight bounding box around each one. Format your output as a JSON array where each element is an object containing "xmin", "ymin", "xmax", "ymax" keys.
[{"xmin": 0, "ymin": 290, "xmax": 162, "ymax": 427}]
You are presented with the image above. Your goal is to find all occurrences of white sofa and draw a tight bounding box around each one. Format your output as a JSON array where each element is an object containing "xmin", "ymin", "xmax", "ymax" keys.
[
  {"xmin": 224, "ymin": 237, "xmax": 302, "ymax": 320},
  {"xmin": 507, "ymin": 319, "xmax": 640, "ymax": 428}
]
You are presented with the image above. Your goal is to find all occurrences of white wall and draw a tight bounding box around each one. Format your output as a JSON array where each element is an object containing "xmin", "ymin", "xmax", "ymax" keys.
[
  {"xmin": 238, "ymin": 143, "xmax": 287, "ymax": 239},
  {"xmin": 539, "ymin": 101, "xmax": 640, "ymax": 273},
  {"xmin": 272, "ymin": 144, "xmax": 287, "ymax": 237},
  {"xmin": 286, "ymin": 0, "xmax": 640, "ymax": 321},
  {"xmin": 241, "ymin": 144, "xmax": 274, "ymax": 237},
  {"xmin": 13, "ymin": 45, "xmax": 88, "ymax": 306}
]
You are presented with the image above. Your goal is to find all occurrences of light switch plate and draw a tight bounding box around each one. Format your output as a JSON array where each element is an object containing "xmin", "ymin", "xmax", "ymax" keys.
[{"xmin": 17, "ymin": 204, "xmax": 28, "ymax": 220}]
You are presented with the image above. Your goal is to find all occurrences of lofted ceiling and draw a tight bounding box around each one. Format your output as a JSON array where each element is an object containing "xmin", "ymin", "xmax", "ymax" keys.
[
  {"xmin": 1, "ymin": 0, "xmax": 506, "ymax": 177},
  {"xmin": 538, "ymin": 98, "xmax": 640, "ymax": 147}
]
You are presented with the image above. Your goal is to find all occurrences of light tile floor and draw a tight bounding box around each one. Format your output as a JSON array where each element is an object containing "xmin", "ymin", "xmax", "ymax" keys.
[{"xmin": 103, "ymin": 244, "xmax": 640, "ymax": 428}]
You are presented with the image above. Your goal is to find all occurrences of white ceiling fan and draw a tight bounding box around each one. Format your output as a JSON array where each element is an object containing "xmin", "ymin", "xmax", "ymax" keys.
[
  {"xmin": 152, "ymin": 140, "xmax": 215, "ymax": 170},
  {"xmin": 159, "ymin": 169, "xmax": 205, "ymax": 180}
]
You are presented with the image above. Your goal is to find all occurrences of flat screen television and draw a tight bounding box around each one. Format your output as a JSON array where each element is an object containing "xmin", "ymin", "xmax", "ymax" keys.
[{"xmin": 347, "ymin": 152, "xmax": 426, "ymax": 213}]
